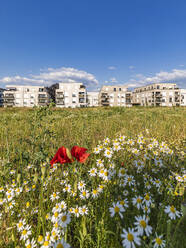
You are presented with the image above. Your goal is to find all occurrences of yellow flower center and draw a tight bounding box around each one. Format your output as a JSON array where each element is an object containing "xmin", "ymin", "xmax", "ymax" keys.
[
  {"xmin": 44, "ymin": 241, "xmax": 49, "ymax": 246},
  {"xmin": 52, "ymin": 231, "xmax": 56, "ymax": 237},
  {"xmin": 120, "ymin": 169, "xmax": 125, "ymax": 175},
  {"xmin": 145, "ymin": 194, "xmax": 150, "ymax": 201},
  {"xmin": 93, "ymin": 190, "xmax": 97, "ymax": 195},
  {"xmin": 140, "ymin": 220, "xmax": 147, "ymax": 228},
  {"xmin": 74, "ymin": 209, "xmax": 79, "ymax": 213},
  {"xmin": 137, "ymin": 198, "xmax": 142, "ymax": 203},
  {"xmin": 38, "ymin": 235, "xmax": 43, "ymax": 242},
  {"xmin": 170, "ymin": 206, "xmax": 175, "ymax": 213},
  {"xmin": 128, "ymin": 178, "xmax": 132, "ymax": 182},
  {"xmin": 114, "ymin": 206, "xmax": 120, "ymax": 213},
  {"xmin": 61, "ymin": 215, "xmax": 67, "ymax": 222},
  {"xmin": 54, "ymin": 212, "xmax": 59, "ymax": 218},
  {"xmin": 53, "ymin": 193, "xmax": 57, "ymax": 197},
  {"xmin": 22, "ymin": 230, "xmax": 27, "ymax": 235},
  {"xmin": 54, "ymin": 222, "xmax": 58, "ymax": 228},
  {"xmin": 156, "ymin": 238, "xmax": 162, "ymax": 245},
  {"xmin": 56, "ymin": 244, "xmax": 64, "ymax": 248},
  {"xmin": 26, "ymin": 245, "xmax": 31, "ymax": 248},
  {"xmin": 82, "ymin": 191, "xmax": 86, "ymax": 196},
  {"xmin": 127, "ymin": 233, "xmax": 134, "ymax": 242},
  {"xmin": 120, "ymin": 201, "xmax": 125, "ymax": 205},
  {"xmin": 18, "ymin": 222, "xmax": 23, "ymax": 228}
]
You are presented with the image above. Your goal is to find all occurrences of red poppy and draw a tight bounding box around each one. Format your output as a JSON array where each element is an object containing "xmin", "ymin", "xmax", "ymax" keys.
[
  {"xmin": 71, "ymin": 146, "xmax": 90, "ymax": 163},
  {"xmin": 50, "ymin": 146, "xmax": 73, "ymax": 168}
]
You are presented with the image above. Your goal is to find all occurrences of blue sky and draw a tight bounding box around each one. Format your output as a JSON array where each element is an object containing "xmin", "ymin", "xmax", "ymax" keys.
[{"xmin": 0, "ymin": 0, "xmax": 186, "ymax": 90}]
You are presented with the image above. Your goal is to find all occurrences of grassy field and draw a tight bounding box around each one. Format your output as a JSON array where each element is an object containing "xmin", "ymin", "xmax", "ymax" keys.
[
  {"xmin": 0, "ymin": 106, "xmax": 185, "ymax": 162},
  {"xmin": 0, "ymin": 106, "xmax": 185, "ymax": 248}
]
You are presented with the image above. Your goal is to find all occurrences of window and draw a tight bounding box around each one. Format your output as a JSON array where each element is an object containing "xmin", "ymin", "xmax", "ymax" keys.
[
  {"xmin": 114, "ymin": 88, "xmax": 116, "ymax": 92},
  {"xmin": 169, "ymin": 97, "xmax": 172, "ymax": 103},
  {"xmin": 119, "ymin": 88, "xmax": 121, "ymax": 91},
  {"xmin": 72, "ymin": 94, "xmax": 76, "ymax": 97},
  {"xmin": 157, "ymin": 85, "xmax": 160, "ymax": 89},
  {"xmin": 39, "ymin": 88, "xmax": 44, "ymax": 92}
]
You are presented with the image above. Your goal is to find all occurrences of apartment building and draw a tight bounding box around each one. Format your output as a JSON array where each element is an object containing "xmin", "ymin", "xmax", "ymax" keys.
[
  {"xmin": 0, "ymin": 88, "xmax": 4, "ymax": 107},
  {"xmin": 87, "ymin": 92, "xmax": 99, "ymax": 107},
  {"xmin": 132, "ymin": 83, "xmax": 181, "ymax": 106},
  {"xmin": 180, "ymin": 89, "xmax": 186, "ymax": 106},
  {"xmin": 98, "ymin": 85, "xmax": 132, "ymax": 107},
  {"xmin": 56, "ymin": 82, "xmax": 87, "ymax": 108},
  {"xmin": 3, "ymin": 85, "xmax": 50, "ymax": 107}
]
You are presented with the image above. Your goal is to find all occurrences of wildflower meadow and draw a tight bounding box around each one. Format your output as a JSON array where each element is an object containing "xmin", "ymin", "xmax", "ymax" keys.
[{"xmin": 0, "ymin": 106, "xmax": 185, "ymax": 248}]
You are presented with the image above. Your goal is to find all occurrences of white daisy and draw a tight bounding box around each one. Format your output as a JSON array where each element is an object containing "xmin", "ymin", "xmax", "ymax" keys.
[
  {"xmin": 134, "ymin": 215, "xmax": 152, "ymax": 237},
  {"xmin": 152, "ymin": 234, "xmax": 166, "ymax": 248},
  {"xmin": 58, "ymin": 212, "xmax": 71, "ymax": 228},
  {"xmin": 20, "ymin": 225, "xmax": 32, "ymax": 241},
  {"xmin": 88, "ymin": 168, "xmax": 97, "ymax": 177},
  {"xmin": 164, "ymin": 205, "xmax": 181, "ymax": 220},
  {"xmin": 121, "ymin": 227, "xmax": 141, "ymax": 248},
  {"xmin": 25, "ymin": 238, "xmax": 37, "ymax": 248},
  {"xmin": 109, "ymin": 202, "xmax": 125, "ymax": 219},
  {"xmin": 80, "ymin": 205, "xmax": 89, "ymax": 216},
  {"xmin": 50, "ymin": 192, "xmax": 60, "ymax": 202},
  {"xmin": 53, "ymin": 238, "xmax": 70, "ymax": 248}
]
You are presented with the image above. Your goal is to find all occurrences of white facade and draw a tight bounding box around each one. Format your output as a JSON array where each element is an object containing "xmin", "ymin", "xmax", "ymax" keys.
[
  {"xmin": 132, "ymin": 83, "xmax": 181, "ymax": 106},
  {"xmin": 56, "ymin": 83, "xmax": 87, "ymax": 108},
  {"xmin": 87, "ymin": 92, "xmax": 99, "ymax": 107},
  {"xmin": 99, "ymin": 85, "xmax": 132, "ymax": 107},
  {"xmin": 3, "ymin": 85, "xmax": 49, "ymax": 107},
  {"xmin": 180, "ymin": 89, "xmax": 186, "ymax": 106}
]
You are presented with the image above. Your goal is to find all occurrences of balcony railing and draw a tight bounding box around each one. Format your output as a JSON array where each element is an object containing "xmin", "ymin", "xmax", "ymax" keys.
[{"xmin": 4, "ymin": 94, "xmax": 15, "ymax": 99}]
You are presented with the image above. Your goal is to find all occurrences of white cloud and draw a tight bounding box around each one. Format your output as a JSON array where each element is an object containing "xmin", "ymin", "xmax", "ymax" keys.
[
  {"xmin": 108, "ymin": 66, "xmax": 116, "ymax": 70},
  {"xmin": 0, "ymin": 67, "xmax": 98, "ymax": 88},
  {"xmin": 110, "ymin": 77, "xmax": 118, "ymax": 83},
  {"xmin": 125, "ymin": 69, "xmax": 186, "ymax": 88}
]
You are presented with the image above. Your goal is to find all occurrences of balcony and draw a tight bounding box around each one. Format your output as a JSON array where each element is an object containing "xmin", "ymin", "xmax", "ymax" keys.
[
  {"xmin": 4, "ymin": 94, "xmax": 15, "ymax": 99},
  {"xmin": 38, "ymin": 94, "xmax": 47, "ymax": 98},
  {"xmin": 56, "ymin": 94, "xmax": 64, "ymax": 99},
  {"xmin": 56, "ymin": 100, "xmax": 65, "ymax": 105}
]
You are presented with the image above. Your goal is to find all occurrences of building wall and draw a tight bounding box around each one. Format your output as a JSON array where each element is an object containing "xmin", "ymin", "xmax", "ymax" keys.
[
  {"xmin": 132, "ymin": 83, "xmax": 181, "ymax": 106},
  {"xmin": 3, "ymin": 85, "xmax": 49, "ymax": 107},
  {"xmin": 0, "ymin": 89, "xmax": 4, "ymax": 107},
  {"xmin": 99, "ymin": 85, "xmax": 132, "ymax": 107},
  {"xmin": 180, "ymin": 89, "xmax": 186, "ymax": 106},
  {"xmin": 56, "ymin": 83, "xmax": 87, "ymax": 108},
  {"xmin": 87, "ymin": 92, "xmax": 99, "ymax": 107}
]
